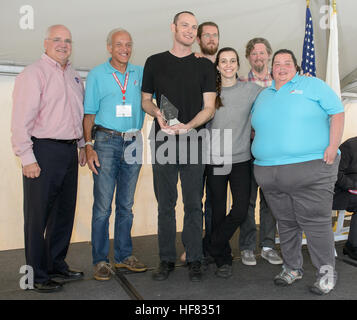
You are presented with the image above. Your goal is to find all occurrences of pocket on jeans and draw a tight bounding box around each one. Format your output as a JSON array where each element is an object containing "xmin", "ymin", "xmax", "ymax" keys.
[{"xmin": 94, "ymin": 131, "xmax": 110, "ymax": 143}]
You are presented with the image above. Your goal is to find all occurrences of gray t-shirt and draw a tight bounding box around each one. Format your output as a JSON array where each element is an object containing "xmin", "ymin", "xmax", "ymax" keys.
[{"xmin": 206, "ymin": 81, "xmax": 262, "ymax": 164}]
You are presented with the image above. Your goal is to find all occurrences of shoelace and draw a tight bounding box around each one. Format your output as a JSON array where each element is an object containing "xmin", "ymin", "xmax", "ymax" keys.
[
  {"xmin": 246, "ymin": 251, "xmax": 255, "ymax": 258},
  {"xmin": 266, "ymin": 250, "xmax": 276, "ymax": 257},
  {"xmin": 280, "ymin": 269, "xmax": 300, "ymax": 283},
  {"xmin": 127, "ymin": 256, "xmax": 138, "ymax": 263},
  {"xmin": 99, "ymin": 262, "xmax": 113, "ymax": 273}
]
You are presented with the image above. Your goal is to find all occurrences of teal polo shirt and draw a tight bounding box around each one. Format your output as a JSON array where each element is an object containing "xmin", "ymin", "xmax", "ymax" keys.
[
  {"xmin": 251, "ymin": 73, "xmax": 344, "ymax": 166},
  {"xmin": 84, "ymin": 59, "xmax": 145, "ymax": 132}
]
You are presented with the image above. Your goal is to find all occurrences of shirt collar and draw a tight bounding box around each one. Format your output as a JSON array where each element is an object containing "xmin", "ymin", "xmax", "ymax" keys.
[
  {"xmin": 105, "ymin": 58, "xmax": 134, "ymax": 74},
  {"xmin": 41, "ymin": 53, "xmax": 71, "ymax": 69},
  {"xmin": 270, "ymin": 72, "xmax": 300, "ymax": 91},
  {"xmin": 249, "ymin": 69, "xmax": 272, "ymax": 81}
]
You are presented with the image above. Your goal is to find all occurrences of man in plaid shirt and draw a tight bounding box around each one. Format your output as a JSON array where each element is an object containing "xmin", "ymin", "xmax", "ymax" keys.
[
  {"xmin": 238, "ymin": 38, "xmax": 283, "ymax": 266},
  {"xmin": 239, "ymin": 38, "xmax": 272, "ymax": 87}
]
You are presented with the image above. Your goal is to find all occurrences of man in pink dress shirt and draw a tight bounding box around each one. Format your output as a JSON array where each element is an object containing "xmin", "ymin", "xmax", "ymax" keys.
[{"xmin": 11, "ymin": 25, "xmax": 86, "ymax": 293}]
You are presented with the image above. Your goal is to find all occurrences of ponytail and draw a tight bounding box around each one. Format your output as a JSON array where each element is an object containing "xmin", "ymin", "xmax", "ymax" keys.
[{"xmin": 215, "ymin": 71, "xmax": 223, "ymax": 109}]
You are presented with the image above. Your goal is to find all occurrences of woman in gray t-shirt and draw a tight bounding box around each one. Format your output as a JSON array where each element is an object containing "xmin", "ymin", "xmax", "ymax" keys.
[{"xmin": 203, "ymin": 47, "xmax": 262, "ymax": 278}]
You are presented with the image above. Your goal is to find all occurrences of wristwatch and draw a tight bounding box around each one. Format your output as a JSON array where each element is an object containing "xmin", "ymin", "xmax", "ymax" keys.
[{"xmin": 84, "ymin": 141, "xmax": 94, "ymax": 147}]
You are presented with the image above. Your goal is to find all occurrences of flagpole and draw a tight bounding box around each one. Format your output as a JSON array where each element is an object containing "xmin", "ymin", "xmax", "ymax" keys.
[
  {"xmin": 326, "ymin": 0, "xmax": 341, "ymax": 98},
  {"xmin": 332, "ymin": 0, "xmax": 336, "ymax": 13},
  {"xmin": 306, "ymin": 0, "xmax": 310, "ymax": 8}
]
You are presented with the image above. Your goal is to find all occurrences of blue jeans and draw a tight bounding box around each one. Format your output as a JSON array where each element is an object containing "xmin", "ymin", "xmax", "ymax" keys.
[{"xmin": 91, "ymin": 131, "xmax": 142, "ymax": 265}]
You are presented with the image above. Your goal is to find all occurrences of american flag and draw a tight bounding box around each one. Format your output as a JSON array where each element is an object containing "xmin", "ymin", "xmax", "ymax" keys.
[{"xmin": 301, "ymin": 7, "xmax": 316, "ymax": 76}]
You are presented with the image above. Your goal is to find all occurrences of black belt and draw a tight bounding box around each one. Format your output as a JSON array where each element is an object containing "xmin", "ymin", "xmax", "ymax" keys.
[
  {"xmin": 32, "ymin": 137, "xmax": 78, "ymax": 144},
  {"xmin": 96, "ymin": 126, "xmax": 138, "ymax": 138}
]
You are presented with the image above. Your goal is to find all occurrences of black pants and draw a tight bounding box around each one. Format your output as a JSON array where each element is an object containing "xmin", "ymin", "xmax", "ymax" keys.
[
  {"xmin": 151, "ymin": 137, "xmax": 205, "ymax": 263},
  {"xmin": 205, "ymin": 160, "xmax": 251, "ymax": 267},
  {"xmin": 23, "ymin": 138, "xmax": 78, "ymax": 283}
]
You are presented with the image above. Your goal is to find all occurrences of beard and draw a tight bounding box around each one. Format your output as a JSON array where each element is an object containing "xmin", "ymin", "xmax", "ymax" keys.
[
  {"xmin": 200, "ymin": 42, "xmax": 218, "ymax": 56},
  {"xmin": 252, "ymin": 61, "xmax": 266, "ymax": 73}
]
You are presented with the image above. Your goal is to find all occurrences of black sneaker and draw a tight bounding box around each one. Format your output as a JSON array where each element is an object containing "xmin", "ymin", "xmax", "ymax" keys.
[
  {"xmin": 215, "ymin": 264, "xmax": 232, "ymax": 279},
  {"xmin": 188, "ymin": 261, "xmax": 202, "ymax": 282},
  {"xmin": 152, "ymin": 261, "xmax": 175, "ymax": 281}
]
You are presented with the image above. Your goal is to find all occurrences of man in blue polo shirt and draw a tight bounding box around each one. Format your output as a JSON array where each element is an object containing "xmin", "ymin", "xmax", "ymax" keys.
[{"xmin": 83, "ymin": 28, "xmax": 146, "ymax": 281}]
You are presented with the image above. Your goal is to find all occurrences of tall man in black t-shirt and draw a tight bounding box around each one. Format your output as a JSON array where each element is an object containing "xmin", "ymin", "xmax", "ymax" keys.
[{"xmin": 141, "ymin": 11, "xmax": 216, "ymax": 282}]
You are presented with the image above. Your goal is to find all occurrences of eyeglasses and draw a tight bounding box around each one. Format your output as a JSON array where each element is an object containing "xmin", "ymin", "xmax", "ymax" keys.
[
  {"xmin": 202, "ymin": 33, "xmax": 219, "ymax": 39},
  {"xmin": 47, "ymin": 37, "xmax": 72, "ymax": 45}
]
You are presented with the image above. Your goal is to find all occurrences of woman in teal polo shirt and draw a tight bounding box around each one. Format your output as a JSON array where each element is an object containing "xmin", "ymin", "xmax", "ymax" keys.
[{"xmin": 251, "ymin": 49, "xmax": 344, "ymax": 295}]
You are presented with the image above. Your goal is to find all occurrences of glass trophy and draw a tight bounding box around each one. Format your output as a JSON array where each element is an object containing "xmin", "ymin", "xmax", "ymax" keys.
[{"xmin": 160, "ymin": 94, "xmax": 181, "ymax": 126}]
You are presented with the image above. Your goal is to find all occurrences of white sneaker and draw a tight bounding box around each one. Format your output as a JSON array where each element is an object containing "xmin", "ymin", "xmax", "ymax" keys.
[
  {"xmin": 261, "ymin": 248, "xmax": 283, "ymax": 265},
  {"xmin": 241, "ymin": 250, "xmax": 256, "ymax": 266}
]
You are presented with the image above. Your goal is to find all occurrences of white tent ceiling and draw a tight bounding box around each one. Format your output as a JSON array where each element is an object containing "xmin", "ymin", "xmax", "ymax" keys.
[{"xmin": 0, "ymin": 0, "xmax": 356, "ymax": 84}]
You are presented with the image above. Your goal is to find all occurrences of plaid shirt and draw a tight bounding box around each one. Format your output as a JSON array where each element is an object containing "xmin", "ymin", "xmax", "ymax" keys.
[{"xmin": 239, "ymin": 70, "xmax": 272, "ymax": 88}]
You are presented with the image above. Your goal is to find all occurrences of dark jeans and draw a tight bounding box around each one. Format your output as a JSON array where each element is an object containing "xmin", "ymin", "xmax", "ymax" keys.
[
  {"xmin": 205, "ymin": 160, "xmax": 251, "ymax": 267},
  {"xmin": 151, "ymin": 138, "xmax": 205, "ymax": 263},
  {"xmin": 23, "ymin": 138, "xmax": 78, "ymax": 283}
]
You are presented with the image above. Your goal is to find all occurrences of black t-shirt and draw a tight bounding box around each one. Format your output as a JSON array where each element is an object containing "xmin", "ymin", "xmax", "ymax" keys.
[{"xmin": 142, "ymin": 51, "xmax": 216, "ymax": 135}]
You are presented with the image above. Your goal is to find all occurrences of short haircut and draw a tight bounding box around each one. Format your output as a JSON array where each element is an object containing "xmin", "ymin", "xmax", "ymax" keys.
[
  {"xmin": 173, "ymin": 11, "xmax": 195, "ymax": 25},
  {"xmin": 245, "ymin": 37, "xmax": 272, "ymax": 58},
  {"xmin": 106, "ymin": 28, "xmax": 131, "ymax": 46},
  {"xmin": 45, "ymin": 24, "xmax": 71, "ymax": 39},
  {"xmin": 197, "ymin": 21, "xmax": 219, "ymax": 39}
]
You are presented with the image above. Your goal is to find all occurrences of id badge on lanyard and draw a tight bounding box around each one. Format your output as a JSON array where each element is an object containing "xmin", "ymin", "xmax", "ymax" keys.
[{"xmin": 113, "ymin": 72, "xmax": 132, "ymax": 117}]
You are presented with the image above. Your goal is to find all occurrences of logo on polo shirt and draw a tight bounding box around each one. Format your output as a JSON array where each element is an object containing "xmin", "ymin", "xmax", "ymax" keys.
[
  {"xmin": 290, "ymin": 89, "xmax": 303, "ymax": 94},
  {"xmin": 75, "ymin": 77, "xmax": 80, "ymax": 84}
]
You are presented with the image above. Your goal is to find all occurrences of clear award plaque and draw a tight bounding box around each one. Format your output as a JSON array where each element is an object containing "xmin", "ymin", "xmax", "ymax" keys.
[{"xmin": 160, "ymin": 94, "xmax": 181, "ymax": 126}]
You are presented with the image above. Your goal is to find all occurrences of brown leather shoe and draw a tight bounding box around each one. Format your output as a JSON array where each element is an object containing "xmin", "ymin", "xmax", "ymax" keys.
[
  {"xmin": 94, "ymin": 262, "xmax": 112, "ymax": 281},
  {"xmin": 114, "ymin": 256, "xmax": 147, "ymax": 273}
]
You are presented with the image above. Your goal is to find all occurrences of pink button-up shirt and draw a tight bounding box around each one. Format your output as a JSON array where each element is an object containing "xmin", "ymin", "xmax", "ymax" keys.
[{"xmin": 11, "ymin": 54, "xmax": 85, "ymax": 166}]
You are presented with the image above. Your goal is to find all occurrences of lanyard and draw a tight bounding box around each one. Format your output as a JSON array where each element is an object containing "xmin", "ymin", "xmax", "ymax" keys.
[{"xmin": 112, "ymin": 72, "xmax": 129, "ymax": 104}]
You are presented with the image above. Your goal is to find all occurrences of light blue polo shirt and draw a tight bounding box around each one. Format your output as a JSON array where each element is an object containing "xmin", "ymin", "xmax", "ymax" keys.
[
  {"xmin": 251, "ymin": 73, "xmax": 344, "ymax": 166},
  {"xmin": 84, "ymin": 59, "xmax": 145, "ymax": 132}
]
